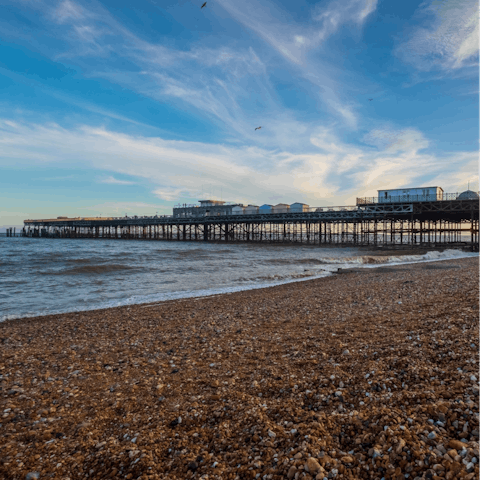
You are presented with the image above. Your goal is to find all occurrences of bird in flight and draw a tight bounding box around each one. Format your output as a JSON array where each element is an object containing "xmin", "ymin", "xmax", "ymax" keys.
[
  {"xmin": 255, "ymin": 126, "xmax": 262, "ymax": 131},
  {"xmin": 368, "ymin": 98, "xmax": 373, "ymax": 101},
  {"xmin": 201, "ymin": 2, "xmax": 207, "ymax": 8}
]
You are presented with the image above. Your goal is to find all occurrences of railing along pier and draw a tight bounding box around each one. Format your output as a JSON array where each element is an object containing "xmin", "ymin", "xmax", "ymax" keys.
[{"xmin": 21, "ymin": 196, "xmax": 479, "ymax": 251}]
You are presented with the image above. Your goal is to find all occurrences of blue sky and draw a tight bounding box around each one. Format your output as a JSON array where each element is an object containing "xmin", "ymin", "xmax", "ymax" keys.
[{"xmin": 0, "ymin": 0, "xmax": 478, "ymax": 229}]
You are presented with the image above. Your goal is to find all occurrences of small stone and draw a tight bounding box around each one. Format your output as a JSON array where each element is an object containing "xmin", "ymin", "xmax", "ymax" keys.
[
  {"xmin": 187, "ymin": 461, "xmax": 198, "ymax": 471},
  {"xmin": 26, "ymin": 474, "xmax": 40, "ymax": 480},
  {"xmin": 305, "ymin": 457, "xmax": 321, "ymax": 473},
  {"xmin": 341, "ymin": 455, "xmax": 354, "ymax": 463},
  {"xmin": 342, "ymin": 350, "xmax": 350, "ymax": 355},
  {"xmin": 372, "ymin": 449, "xmax": 382, "ymax": 459},
  {"xmin": 447, "ymin": 449, "xmax": 457, "ymax": 459},
  {"xmin": 287, "ymin": 466, "xmax": 297, "ymax": 479},
  {"xmin": 294, "ymin": 452, "xmax": 303, "ymax": 459},
  {"xmin": 448, "ymin": 440, "xmax": 465, "ymax": 450},
  {"xmin": 427, "ymin": 431, "xmax": 437, "ymax": 440},
  {"xmin": 267, "ymin": 429, "xmax": 276, "ymax": 438},
  {"xmin": 131, "ymin": 437, "xmax": 137, "ymax": 443}
]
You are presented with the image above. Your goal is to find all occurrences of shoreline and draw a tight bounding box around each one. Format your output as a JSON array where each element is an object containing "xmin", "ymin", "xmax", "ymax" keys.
[
  {"xmin": 2, "ymin": 247, "xmax": 477, "ymax": 324},
  {"xmin": 0, "ymin": 256, "xmax": 478, "ymax": 480}
]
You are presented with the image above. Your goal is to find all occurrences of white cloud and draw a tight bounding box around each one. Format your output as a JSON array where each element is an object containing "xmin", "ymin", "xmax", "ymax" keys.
[
  {"xmin": 29, "ymin": 0, "xmax": 371, "ymax": 131},
  {"xmin": 395, "ymin": 0, "xmax": 479, "ymax": 72},
  {"xmin": 101, "ymin": 176, "xmax": 136, "ymax": 185},
  {"xmin": 214, "ymin": 0, "xmax": 378, "ymax": 128},
  {"xmin": 153, "ymin": 188, "xmax": 191, "ymax": 202},
  {"xmin": 0, "ymin": 118, "xmax": 476, "ymax": 210},
  {"xmin": 312, "ymin": 0, "xmax": 378, "ymax": 31},
  {"xmin": 54, "ymin": 0, "xmax": 85, "ymax": 23},
  {"xmin": 362, "ymin": 127, "xmax": 430, "ymax": 153}
]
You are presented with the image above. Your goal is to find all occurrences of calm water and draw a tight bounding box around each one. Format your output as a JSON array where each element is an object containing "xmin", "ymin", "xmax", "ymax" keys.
[{"xmin": 0, "ymin": 237, "xmax": 477, "ymax": 321}]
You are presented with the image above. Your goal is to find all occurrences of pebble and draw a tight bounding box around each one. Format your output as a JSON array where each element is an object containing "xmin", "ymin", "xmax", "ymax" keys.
[
  {"xmin": 449, "ymin": 439, "xmax": 467, "ymax": 450},
  {"xmin": 287, "ymin": 466, "xmax": 297, "ymax": 479},
  {"xmin": 305, "ymin": 457, "xmax": 322, "ymax": 473}
]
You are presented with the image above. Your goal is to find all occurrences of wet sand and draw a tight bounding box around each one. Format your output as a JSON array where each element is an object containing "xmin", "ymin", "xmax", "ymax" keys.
[{"xmin": 0, "ymin": 256, "xmax": 478, "ymax": 480}]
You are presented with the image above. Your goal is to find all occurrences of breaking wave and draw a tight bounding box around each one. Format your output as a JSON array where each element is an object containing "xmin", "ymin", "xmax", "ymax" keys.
[
  {"xmin": 1, "ymin": 234, "xmax": 477, "ymax": 322},
  {"xmin": 262, "ymin": 258, "xmax": 330, "ymax": 265}
]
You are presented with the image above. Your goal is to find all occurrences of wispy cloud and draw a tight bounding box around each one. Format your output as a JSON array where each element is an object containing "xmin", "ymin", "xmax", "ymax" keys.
[
  {"xmin": 0, "ymin": 118, "xmax": 476, "ymax": 209},
  {"xmin": 218, "ymin": 0, "xmax": 377, "ymax": 63},
  {"xmin": 100, "ymin": 176, "xmax": 136, "ymax": 185},
  {"xmin": 215, "ymin": 0, "xmax": 378, "ymax": 127},
  {"xmin": 153, "ymin": 188, "xmax": 189, "ymax": 202},
  {"xmin": 395, "ymin": 0, "xmax": 479, "ymax": 72},
  {"xmin": 54, "ymin": 0, "xmax": 85, "ymax": 23},
  {"xmin": 14, "ymin": 0, "xmax": 370, "ymax": 133}
]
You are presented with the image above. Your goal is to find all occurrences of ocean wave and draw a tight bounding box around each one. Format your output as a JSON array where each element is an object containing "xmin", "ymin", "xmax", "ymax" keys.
[
  {"xmin": 236, "ymin": 272, "xmax": 317, "ymax": 282},
  {"xmin": 262, "ymin": 258, "xmax": 330, "ymax": 265},
  {"xmin": 174, "ymin": 250, "xmax": 212, "ymax": 259},
  {"xmin": 312, "ymin": 249, "xmax": 476, "ymax": 266},
  {"xmin": 1, "ymin": 246, "xmax": 476, "ymax": 322},
  {"xmin": 38, "ymin": 264, "xmax": 138, "ymax": 275},
  {"xmin": 64, "ymin": 257, "xmax": 110, "ymax": 265}
]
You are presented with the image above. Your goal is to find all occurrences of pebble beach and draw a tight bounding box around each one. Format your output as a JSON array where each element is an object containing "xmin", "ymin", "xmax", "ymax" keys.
[{"xmin": 0, "ymin": 256, "xmax": 478, "ymax": 480}]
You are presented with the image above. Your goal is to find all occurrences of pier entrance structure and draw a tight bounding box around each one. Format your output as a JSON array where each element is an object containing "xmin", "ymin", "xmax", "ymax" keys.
[{"xmin": 23, "ymin": 193, "xmax": 479, "ymax": 251}]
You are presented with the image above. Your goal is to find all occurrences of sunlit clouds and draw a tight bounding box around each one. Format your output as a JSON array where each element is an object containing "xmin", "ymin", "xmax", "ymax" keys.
[
  {"xmin": 0, "ymin": 118, "xmax": 476, "ymax": 209},
  {"xmin": 395, "ymin": 0, "xmax": 479, "ymax": 72}
]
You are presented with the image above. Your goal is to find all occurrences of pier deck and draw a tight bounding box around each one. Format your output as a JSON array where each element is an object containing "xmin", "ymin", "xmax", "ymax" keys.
[{"xmin": 22, "ymin": 198, "xmax": 479, "ymax": 251}]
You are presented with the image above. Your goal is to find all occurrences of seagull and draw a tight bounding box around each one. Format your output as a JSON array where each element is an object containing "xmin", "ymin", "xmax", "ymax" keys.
[
  {"xmin": 201, "ymin": 2, "xmax": 207, "ymax": 8},
  {"xmin": 368, "ymin": 98, "xmax": 373, "ymax": 101},
  {"xmin": 255, "ymin": 126, "xmax": 262, "ymax": 131}
]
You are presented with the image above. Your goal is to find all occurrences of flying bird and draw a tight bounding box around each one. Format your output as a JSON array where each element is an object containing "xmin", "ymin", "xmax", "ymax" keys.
[
  {"xmin": 255, "ymin": 126, "xmax": 262, "ymax": 131},
  {"xmin": 368, "ymin": 98, "xmax": 373, "ymax": 101},
  {"xmin": 201, "ymin": 2, "xmax": 207, "ymax": 8}
]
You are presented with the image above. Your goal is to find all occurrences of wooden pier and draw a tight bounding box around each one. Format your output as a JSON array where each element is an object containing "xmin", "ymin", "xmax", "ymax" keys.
[{"xmin": 22, "ymin": 197, "xmax": 479, "ymax": 251}]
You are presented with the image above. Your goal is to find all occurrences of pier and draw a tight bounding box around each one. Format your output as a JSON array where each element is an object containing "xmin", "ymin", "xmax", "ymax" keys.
[{"xmin": 21, "ymin": 193, "xmax": 479, "ymax": 251}]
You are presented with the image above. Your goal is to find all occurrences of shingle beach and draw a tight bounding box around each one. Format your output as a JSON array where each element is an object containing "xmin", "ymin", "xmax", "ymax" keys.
[{"xmin": 1, "ymin": 256, "xmax": 478, "ymax": 480}]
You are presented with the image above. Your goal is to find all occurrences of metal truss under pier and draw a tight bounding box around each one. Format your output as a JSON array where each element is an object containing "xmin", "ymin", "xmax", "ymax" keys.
[{"xmin": 23, "ymin": 199, "xmax": 479, "ymax": 251}]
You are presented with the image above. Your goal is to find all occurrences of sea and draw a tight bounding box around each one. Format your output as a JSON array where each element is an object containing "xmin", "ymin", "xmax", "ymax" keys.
[{"xmin": 0, "ymin": 236, "xmax": 477, "ymax": 321}]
